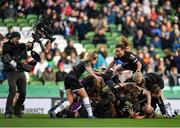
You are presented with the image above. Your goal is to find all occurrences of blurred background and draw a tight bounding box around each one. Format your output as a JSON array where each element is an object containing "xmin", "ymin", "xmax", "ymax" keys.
[{"xmin": 0, "ymin": 0, "xmax": 180, "ymax": 114}]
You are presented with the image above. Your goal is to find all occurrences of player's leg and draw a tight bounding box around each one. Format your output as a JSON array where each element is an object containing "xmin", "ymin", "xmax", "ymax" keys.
[
  {"xmin": 49, "ymin": 89, "xmax": 73, "ymax": 118},
  {"xmin": 54, "ymin": 89, "xmax": 74, "ymax": 113},
  {"xmin": 49, "ymin": 77, "xmax": 74, "ymax": 118},
  {"xmin": 76, "ymin": 88, "xmax": 95, "ymax": 118}
]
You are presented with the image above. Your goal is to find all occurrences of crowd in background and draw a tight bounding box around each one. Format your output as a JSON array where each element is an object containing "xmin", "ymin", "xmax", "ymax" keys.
[{"xmin": 0, "ymin": 0, "xmax": 180, "ymax": 87}]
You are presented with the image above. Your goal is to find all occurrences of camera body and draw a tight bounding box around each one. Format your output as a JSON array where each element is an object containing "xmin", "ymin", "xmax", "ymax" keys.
[{"xmin": 32, "ymin": 17, "xmax": 55, "ymax": 47}]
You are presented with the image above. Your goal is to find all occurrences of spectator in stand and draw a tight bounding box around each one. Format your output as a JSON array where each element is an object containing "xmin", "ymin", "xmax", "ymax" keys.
[
  {"xmin": 64, "ymin": 39, "xmax": 77, "ymax": 57},
  {"xmin": 150, "ymin": 6, "xmax": 158, "ymax": 21},
  {"xmin": 50, "ymin": 1, "xmax": 61, "ymax": 14},
  {"xmin": 146, "ymin": 57, "xmax": 156, "ymax": 73},
  {"xmin": 69, "ymin": 51, "xmax": 78, "ymax": 66},
  {"xmin": 133, "ymin": 29, "xmax": 146, "ymax": 49},
  {"xmin": 163, "ymin": 0, "xmax": 172, "ymax": 16},
  {"xmin": 172, "ymin": 24, "xmax": 180, "ymax": 52},
  {"xmin": 6, "ymin": 27, "xmax": 15, "ymax": 39},
  {"xmin": 164, "ymin": 49, "xmax": 175, "ymax": 75},
  {"xmin": 55, "ymin": 60, "xmax": 68, "ymax": 85},
  {"xmin": 14, "ymin": 0, "xmax": 26, "ymax": 17},
  {"xmin": 62, "ymin": 1, "xmax": 72, "ymax": 16},
  {"xmin": 168, "ymin": 67, "xmax": 180, "ymax": 88},
  {"xmin": 155, "ymin": 58, "xmax": 166, "ymax": 76},
  {"xmin": 149, "ymin": 44, "xmax": 157, "ymax": 57},
  {"xmin": 46, "ymin": 52, "xmax": 54, "ymax": 67},
  {"xmin": 59, "ymin": 52, "xmax": 69, "ymax": 65},
  {"xmin": 0, "ymin": 1, "xmax": 8, "ymax": 19},
  {"xmin": 42, "ymin": 65, "xmax": 56, "ymax": 85},
  {"xmin": 92, "ymin": 28, "xmax": 107, "ymax": 46},
  {"xmin": 121, "ymin": 15, "xmax": 131, "ymax": 37},
  {"xmin": 128, "ymin": 20, "xmax": 137, "ymax": 37},
  {"xmin": 143, "ymin": 52, "xmax": 151, "ymax": 72},
  {"xmin": 137, "ymin": 16, "xmax": 150, "ymax": 35},
  {"xmin": 53, "ymin": 21, "xmax": 61, "ymax": 35},
  {"xmin": 44, "ymin": 40, "xmax": 54, "ymax": 57},
  {"xmin": 75, "ymin": 19, "xmax": 87, "ymax": 42},
  {"xmin": 150, "ymin": 35, "xmax": 162, "ymax": 49},
  {"xmin": 33, "ymin": 52, "xmax": 48, "ymax": 79},
  {"xmin": 86, "ymin": 0, "xmax": 99, "ymax": 19},
  {"xmin": 4, "ymin": 2, "xmax": 17, "ymax": 18},
  {"xmin": 161, "ymin": 24, "xmax": 173, "ymax": 50},
  {"xmin": 26, "ymin": 1, "xmax": 38, "ymax": 14},
  {"xmin": 53, "ymin": 49, "xmax": 61, "ymax": 66},
  {"xmin": 173, "ymin": 49, "xmax": 180, "ymax": 73},
  {"xmin": 150, "ymin": 21, "xmax": 161, "ymax": 37},
  {"xmin": 94, "ymin": 44, "xmax": 108, "ymax": 69}
]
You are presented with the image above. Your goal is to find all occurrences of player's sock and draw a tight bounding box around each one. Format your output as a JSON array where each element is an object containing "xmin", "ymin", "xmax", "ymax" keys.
[
  {"xmin": 54, "ymin": 101, "xmax": 71, "ymax": 114},
  {"xmin": 83, "ymin": 97, "xmax": 93, "ymax": 117}
]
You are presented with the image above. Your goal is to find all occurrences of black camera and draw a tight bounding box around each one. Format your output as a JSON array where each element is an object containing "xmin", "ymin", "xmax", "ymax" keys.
[
  {"xmin": 29, "ymin": 17, "xmax": 55, "ymax": 62},
  {"xmin": 33, "ymin": 17, "xmax": 55, "ymax": 43}
]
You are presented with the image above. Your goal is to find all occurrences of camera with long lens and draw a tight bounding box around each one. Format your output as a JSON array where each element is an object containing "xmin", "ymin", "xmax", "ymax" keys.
[
  {"xmin": 33, "ymin": 17, "xmax": 55, "ymax": 43},
  {"xmin": 30, "ymin": 16, "xmax": 55, "ymax": 62}
]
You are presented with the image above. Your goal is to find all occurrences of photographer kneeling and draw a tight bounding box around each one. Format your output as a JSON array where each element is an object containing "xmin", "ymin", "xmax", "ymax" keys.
[{"xmin": 3, "ymin": 32, "xmax": 33, "ymax": 118}]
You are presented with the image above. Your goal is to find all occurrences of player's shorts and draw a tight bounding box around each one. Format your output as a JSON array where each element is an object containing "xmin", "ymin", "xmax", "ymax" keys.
[{"xmin": 64, "ymin": 76, "xmax": 83, "ymax": 91}]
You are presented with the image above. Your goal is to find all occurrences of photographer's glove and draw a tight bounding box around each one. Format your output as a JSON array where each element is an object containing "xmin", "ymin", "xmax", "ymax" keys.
[
  {"xmin": 10, "ymin": 60, "xmax": 17, "ymax": 70},
  {"xmin": 26, "ymin": 42, "xmax": 34, "ymax": 51}
]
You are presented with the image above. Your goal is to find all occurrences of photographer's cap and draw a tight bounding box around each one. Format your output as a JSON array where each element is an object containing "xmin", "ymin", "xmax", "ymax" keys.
[{"xmin": 10, "ymin": 32, "xmax": 21, "ymax": 39}]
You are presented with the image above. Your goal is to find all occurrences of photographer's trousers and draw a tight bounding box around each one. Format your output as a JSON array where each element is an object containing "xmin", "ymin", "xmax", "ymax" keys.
[{"xmin": 5, "ymin": 71, "xmax": 26, "ymax": 114}]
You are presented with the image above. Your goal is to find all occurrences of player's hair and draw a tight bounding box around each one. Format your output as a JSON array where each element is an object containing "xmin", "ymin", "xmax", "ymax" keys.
[
  {"xmin": 116, "ymin": 36, "xmax": 131, "ymax": 50},
  {"xmin": 133, "ymin": 72, "xmax": 145, "ymax": 87},
  {"xmin": 83, "ymin": 51, "xmax": 98, "ymax": 62}
]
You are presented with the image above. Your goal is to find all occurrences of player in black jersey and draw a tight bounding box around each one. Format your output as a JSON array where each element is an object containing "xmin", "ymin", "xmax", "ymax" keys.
[
  {"xmin": 104, "ymin": 37, "xmax": 143, "ymax": 74},
  {"xmin": 48, "ymin": 51, "xmax": 102, "ymax": 118},
  {"xmin": 132, "ymin": 72, "xmax": 177, "ymax": 117},
  {"xmin": 116, "ymin": 82, "xmax": 153, "ymax": 118},
  {"xmin": 132, "ymin": 72, "xmax": 164, "ymax": 98}
]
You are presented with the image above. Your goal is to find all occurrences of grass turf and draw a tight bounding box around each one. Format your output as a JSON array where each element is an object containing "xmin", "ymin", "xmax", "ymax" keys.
[{"xmin": 0, "ymin": 114, "xmax": 180, "ymax": 127}]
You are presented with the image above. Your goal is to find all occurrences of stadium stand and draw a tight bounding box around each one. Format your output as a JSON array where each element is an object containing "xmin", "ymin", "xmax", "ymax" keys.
[{"xmin": 0, "ymin": 0, "xmax": 179, "ymax": 99}]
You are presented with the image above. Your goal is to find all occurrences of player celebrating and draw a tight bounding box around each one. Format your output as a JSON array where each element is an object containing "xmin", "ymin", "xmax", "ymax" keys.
[
  {"xmin": 104, "ymin": 36, "xmax": 143, "ymax": 74},
  {"xmin": 48, "ymin": 51, "xmax": 102, "ymax": 118}
]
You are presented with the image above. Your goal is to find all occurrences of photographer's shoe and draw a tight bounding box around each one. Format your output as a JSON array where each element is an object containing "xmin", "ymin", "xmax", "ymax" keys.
[
  {"xmin": 4, "ymin": 113, "xmax": 12, "ymax": 118},
  {"xmin": 48, "ymin": 110, "xmax": 56, "ymax": 118},
  {"xmin": 14, "ymin": 107, "xmax": 23, "ymax": 118},
  {"xmin": 88, "ymin": 115, "xmax": 96, "ymax": 119}
]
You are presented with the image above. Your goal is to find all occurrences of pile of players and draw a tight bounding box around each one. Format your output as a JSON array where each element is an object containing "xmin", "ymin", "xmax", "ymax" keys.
[{"xmin": 49, "ymin": 36, "xmax": 177, "ymax": 119}]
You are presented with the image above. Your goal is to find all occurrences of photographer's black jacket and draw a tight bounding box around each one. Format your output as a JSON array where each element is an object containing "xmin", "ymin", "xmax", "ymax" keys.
[
  {"xmin": 3, "ymin": 41, "xmax": 27, "ymax": 61},
  {"xmin": 3, "ymin": 41, "xmax": 26, "ymax": 56}
]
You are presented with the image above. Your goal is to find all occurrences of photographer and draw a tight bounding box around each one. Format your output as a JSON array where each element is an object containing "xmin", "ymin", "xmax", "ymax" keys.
[{"xmin": 3, "ymin": 32, "xmax": 33, "ymax": 118}]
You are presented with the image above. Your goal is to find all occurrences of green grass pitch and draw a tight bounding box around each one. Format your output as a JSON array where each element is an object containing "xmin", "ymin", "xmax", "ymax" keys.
[{"xmin": 0, "ymin": 114, "xmax": 180, "ymax": 127}]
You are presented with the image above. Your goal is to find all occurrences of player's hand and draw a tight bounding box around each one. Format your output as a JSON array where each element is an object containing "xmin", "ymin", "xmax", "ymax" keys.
[{"xmin": 146, "ymin": 104, "xmax": 154, "ymax": 113}]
